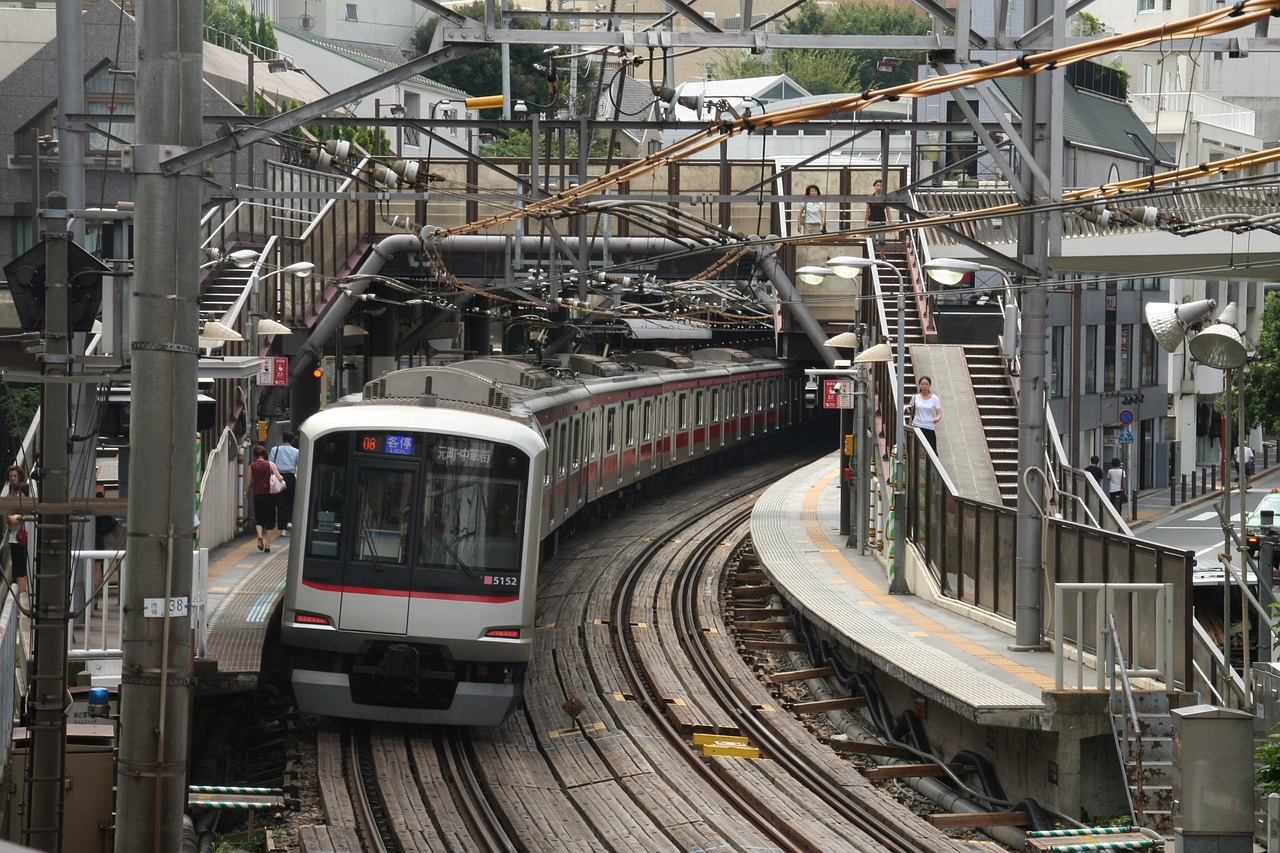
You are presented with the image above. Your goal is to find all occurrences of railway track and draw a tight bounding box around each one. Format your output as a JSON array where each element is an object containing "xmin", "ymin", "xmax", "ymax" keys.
[{"xmin": 295, "ymin": 446, "xmax": 977, "ymax": 852}]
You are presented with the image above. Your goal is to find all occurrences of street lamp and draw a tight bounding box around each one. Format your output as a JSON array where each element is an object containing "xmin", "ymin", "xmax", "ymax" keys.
[
  {"xmin": 796, "ymin": 265, "xmax": 833, "ymax": 285},
  {"xmin": 1144, "ymin": 298, "xmax": 1251, "ymax": 696},
  {"xmin": 828, "ymin": 254, "xmax": 909, "ymax": 594},
  {"xmin": 254, "ymin": 261, "xmax": 315, "ymax": 323}
]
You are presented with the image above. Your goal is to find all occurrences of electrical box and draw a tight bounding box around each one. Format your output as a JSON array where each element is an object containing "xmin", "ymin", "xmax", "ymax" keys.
[
  {"xmin": 8, "ymin": 724, "xmax": 115, "ymax": 852},
  {"xmin": 1171, "ymin": 704, "xmax": 1253, "ymax": 848}
]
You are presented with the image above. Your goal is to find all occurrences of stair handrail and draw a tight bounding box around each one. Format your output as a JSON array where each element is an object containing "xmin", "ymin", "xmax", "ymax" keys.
[
  {"xmin": 1189, "ymin": 615, "xmax": 1245, "ymax": 707},
  {"xmin": 1105, "ymin": 609, "xmax": 1143, "ymax": 830}
]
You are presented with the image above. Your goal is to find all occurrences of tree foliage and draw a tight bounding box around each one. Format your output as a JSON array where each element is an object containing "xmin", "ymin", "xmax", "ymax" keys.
[
  {"xmin": 480, "ymin": 127, "xmax": 610, "ymax": 159},
  {"xmin": 1245, "ymin": 290, "xmax": 1280, "ymax": 434},
  {"xmin": 712, "ymin": 0, "xmax": 930, "ymax": 95},
  {"xmin": 0, "ymin": 385, "xmax": 40, "ymax": 445},
  {"xmin": 412, "ymin": 3, "xmax": 596, "ymax": 119},
  {"xmin": 204, "ymin": 0, "xmax": 278, "ymax": 56}
]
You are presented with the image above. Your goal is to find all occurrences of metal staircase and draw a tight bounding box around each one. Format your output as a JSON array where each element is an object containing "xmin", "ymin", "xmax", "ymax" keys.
[
  {"xmin": 1109, "ymin": 638, "xmax": 1175, "ymax": 835},
  {"xmin": 874, "ymin": 241, "xmax": 923, "ymax": 412}
]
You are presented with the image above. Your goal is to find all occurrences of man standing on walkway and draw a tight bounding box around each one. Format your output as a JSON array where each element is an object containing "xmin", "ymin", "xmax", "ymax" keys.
[
  {"xmin": 1085, "ymin": 455, "xmax": 1104, "ymax": 488},
  {"xmin": 270, "ymin": 431, "xmax": 300, "ymax": 534},
  {"xmin": 1105, "ymin": 458, "xmax": 1127, "ymax": 513},
  {"xmin": 1234, "ymin": 442, "xmax": 1255, "ymax": 489}
]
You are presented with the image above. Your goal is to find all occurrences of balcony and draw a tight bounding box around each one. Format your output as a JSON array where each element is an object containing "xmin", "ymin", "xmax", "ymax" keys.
[{"xmin": 1130, "ymin": 91, "xmax": 1256, "ymax": 137}]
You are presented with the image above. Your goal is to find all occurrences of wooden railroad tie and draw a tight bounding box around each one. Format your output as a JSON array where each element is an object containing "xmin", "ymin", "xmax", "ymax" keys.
[
  {"xmin": 738, "ymin": 639, "xmax": 805, "ymax": 652},
  {"xmin": 862, "ymin": 762, "xmax": 975, "ymax": 780},
  {"xmin": 767, "ymin": 666, "xmax": 836, "ymax": 684},
  {"xmin": 826, "ymin": 738, "xmax": 916, "ymax": 759},
  {"xmin": 734, "ymin": 619, "xmax": 793, "ymax": 631},
  {"xmin": 926, "ymin": 811, "xmax": 1031, "ymax": 829},
  {"xmin": 789, "ymin": 696, "xmax": 867, "ymax": 714}
]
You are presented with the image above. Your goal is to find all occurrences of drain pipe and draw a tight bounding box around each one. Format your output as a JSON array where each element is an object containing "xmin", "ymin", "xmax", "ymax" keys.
[
  {"xmin": 260, "ymin": 231, "xmax": 424, "ymax": 415},
  {"xmin": 776, "ymin": 627, "xmax": 1031, "ymax": 850}
]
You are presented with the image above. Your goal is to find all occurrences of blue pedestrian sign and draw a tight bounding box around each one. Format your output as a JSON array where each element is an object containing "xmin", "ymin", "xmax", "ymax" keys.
[{"xmin": 1117, "ymin": 426, "xmax": 1134, "ymax": 443}]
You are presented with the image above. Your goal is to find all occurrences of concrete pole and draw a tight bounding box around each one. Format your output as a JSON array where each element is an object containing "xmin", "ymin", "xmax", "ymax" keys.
[
  {"xmin": 889, "ymin": 264, "xmax": 909, "ymax": 594},
  {"xmin": 56, "ymin": 0, "xmax": 85, "ymax": 243},
  {"xmin": 115, "ymin": 0, "xmax": 203, "ymax": 849},
  {"xmin": 24, "ymin": 193, "xmax": 72, "ymax": 852},
  {"xmin": 1012, "ymin": 0, "xmax": 1064, "ymax": 651}
]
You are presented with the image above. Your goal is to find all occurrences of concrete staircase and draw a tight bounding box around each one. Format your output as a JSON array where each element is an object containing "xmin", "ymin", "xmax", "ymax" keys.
[
  {"xmin": 964, "ymin": 344, "xmax": 1019, "ymax": 505},
  {"xmin": 1110, "ymin": 689, "xmax": 1175, "ymax": 836}
]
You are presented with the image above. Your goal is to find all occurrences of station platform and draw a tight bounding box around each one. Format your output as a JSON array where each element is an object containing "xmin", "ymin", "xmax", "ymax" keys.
[
  {"xmin": 196, "ymin": 533, "xmax": 291, "ymax": 694},
  {"xmin": 749, "ymin": 453, "xmax": 1269, "ymax": 849}
]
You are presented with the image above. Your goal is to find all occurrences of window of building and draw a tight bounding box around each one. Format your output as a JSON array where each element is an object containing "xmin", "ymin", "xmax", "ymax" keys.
[
  {"xmin": 1138, "ymin": 0, "xmax": 1154, "ymax": 12},
  {"xmin": 1050, "ymin": 326, "xmax": 1066, "ymax": 398},
  {"xmin": 1084, "ymin": 326, "xmax": 1098, "ymax": 394},
  {"xmin": 1140, "ymin": 324, "xmax": 1157, "ymax": 386},
  {"xmin": 86, "ymin": 67, "xmax": 136, "ymax": 155},
  {"xmin": 1118, "ymin": 324, "xmax": 1133, "ymax": 390},
  {"xmin": 345, "ymin": 3, "xmax": 358, "ymax": 20}
]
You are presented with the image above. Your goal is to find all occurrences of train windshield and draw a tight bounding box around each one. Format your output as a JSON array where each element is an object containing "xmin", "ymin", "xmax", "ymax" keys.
[{"xmin": 306, "ymin": 430, "xmax": 529, "ymax": 577}]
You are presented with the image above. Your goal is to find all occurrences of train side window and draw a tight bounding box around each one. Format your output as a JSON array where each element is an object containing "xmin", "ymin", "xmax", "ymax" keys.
[
  {"xmin": 755, "ymin": 380, "xmax": 764, "ymax": 412},
  {"xmin": 642, "ymin": 399, "xmax": 652, "ymax": 441},
  {"xmin": 606, "ymin": 407, "xmax": 617, "ymax": 452},
  {"xmin": 677, "ymin": 394, "xmax": 688, "ymax": 430},
  {"xmin": 556, "ymin": 422, "xmax": 567, "ymax": 478},
  {"xmin": 572, "ymin": 417, "xmax": 582, "ymax": 470},
  {"xmin": 625, "ymin": 403, "xmax": 636, "ymax": 447},
  {"xmin": 695, "ymin": 390, "xmax": 705, "ymax": 426},
  {"xmin": 588, "ymin": 412, "xmax": 598, "ymax": 459},
  {"xmin": 711, "ymin": 389, "xmax": 720, "ymax": 422}
]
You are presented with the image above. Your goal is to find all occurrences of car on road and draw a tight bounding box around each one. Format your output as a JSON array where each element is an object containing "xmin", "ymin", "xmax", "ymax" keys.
[{"xmin": 1244, "ymin": 488, "xmax": 1280, "ymax": 571}]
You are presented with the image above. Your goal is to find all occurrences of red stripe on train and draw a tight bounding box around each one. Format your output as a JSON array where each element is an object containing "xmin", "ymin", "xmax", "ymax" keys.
[{"xmin": 301, "ymin": 580, "xmax": 519, "ymax": 604}]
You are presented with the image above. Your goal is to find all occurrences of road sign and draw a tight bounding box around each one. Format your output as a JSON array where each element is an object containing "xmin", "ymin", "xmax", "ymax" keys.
[
  {"xmin": 1117, "ymin": 426, "xmax": 1134, "ymax": 443},
  {"xmin": 1118, "ymin": 408, "xmax": 1135, "ymax": 425}
]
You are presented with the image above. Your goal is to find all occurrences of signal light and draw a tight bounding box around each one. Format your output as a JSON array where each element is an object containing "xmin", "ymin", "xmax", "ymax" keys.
[
  {"xmin": 804, "ymin": 378, "xmax": 818, "ymax": 409},
  {"xmin": 312, "ymin": 366, "xmax": 324, "ymax": 379}
]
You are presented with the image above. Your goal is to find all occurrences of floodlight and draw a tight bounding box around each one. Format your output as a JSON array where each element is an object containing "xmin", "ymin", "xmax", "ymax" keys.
[
  {"xmin": 1143, "ymin": 298, "xmax": 1217, "ymax": 353},
  {"xmin": 1187, "ymin": 302, "xmax": 1247, "ymax": 369}
]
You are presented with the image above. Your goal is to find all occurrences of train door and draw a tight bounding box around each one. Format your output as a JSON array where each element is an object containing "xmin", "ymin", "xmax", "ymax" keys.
[
  {"xmin": 624, "ymin": 401, "xmax": 640, "ymax": 483},
  {"xmin": 606, "ymin": 404, "xmax": 623, "ymax": 488},
  {"xmin": 571, "ymin": 414, "xmax": 586, "ymax": 512},
  {"xmin": 588, "ymin": 410, "xmax": 602, "ymax": 496},
  {"xmin": 710, "ymin": 387, "xmax": 723, "ymax": 448},
  {"xmin": 339, "ymin": 458, "xmax": 418, "ymax": 635}
]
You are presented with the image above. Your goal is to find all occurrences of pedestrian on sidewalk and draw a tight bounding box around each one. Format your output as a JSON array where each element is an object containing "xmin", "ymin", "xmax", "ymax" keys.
[
  {"xmin": 270, "ymin": 431, "xmax": 299, "ymax": 535},
  {"xmin": 1105, "ymin": 458, "xmax": 1128, "ymax": 512},
  {"xmin": 1234, "ymin": 442, "xmax": 1255, "ymax": 489},
  {"xmin": 246, "ymin": 444, "xmax": 281, "ymax": 553},
  {"xmin": 907, "ymin": 376, "xmax": 941, "ymax": 453},
  {"xmin": 1085, "ymin": 455, "xmax": 1104, "ymax": 487}
]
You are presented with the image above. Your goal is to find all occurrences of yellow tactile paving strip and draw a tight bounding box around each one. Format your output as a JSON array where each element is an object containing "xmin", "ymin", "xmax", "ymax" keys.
[{"xmin": 802, "ymin": 470, "xmax": 1058, "ymax": 693}]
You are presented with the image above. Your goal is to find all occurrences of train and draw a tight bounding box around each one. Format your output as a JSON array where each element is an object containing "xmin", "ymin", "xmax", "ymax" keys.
[{"xmin": 279, "ymin": 348, "xmax": 805, "ymax": 725}]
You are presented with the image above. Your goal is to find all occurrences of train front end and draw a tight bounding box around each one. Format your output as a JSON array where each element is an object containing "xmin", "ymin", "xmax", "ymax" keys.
[{"xmin": 282, "ymin": 403, "xmax": 545, "ymax": 725}]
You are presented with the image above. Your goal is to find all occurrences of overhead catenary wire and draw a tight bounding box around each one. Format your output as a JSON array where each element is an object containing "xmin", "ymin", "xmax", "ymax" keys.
[{"xmin": 428, "ymin": 0, "xmax": 1280, "ymax": 238}]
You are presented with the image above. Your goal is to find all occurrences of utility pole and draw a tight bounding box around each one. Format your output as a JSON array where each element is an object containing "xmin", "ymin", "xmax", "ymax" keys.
[
  {"xmin": 114, "ymin": 0, "xmax": 202, "ymax": 848},
  {"xmin": 24, "ymin": 193, "xmax": 73, "ymax": 852}
]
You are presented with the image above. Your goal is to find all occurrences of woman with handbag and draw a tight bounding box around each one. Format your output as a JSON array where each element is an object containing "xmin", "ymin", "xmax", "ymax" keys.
[
  {"xmin": 246, "ymin": 444, "xmax": 283, "ymax": 553},
  {"xmin": 5, "ymin": 482, "xmax": 33, "ymax": 601}
]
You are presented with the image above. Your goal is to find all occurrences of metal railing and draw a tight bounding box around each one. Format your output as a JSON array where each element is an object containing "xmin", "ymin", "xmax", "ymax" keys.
[
  {"xmin": 905, "ymin": 434, "xmax": 1194, "ymax": 688},
  {"xmin": 1052, "ymin": 582, "xmax": 1175, "ymax": 691}
]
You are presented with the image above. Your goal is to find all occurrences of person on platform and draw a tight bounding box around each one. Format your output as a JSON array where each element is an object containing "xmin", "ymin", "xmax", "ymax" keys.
[
  {"xmin": 5, "ymin": 483, "xmax": 32, "ymax": 601},
  {"xmin": 246, "ymin": 444, "xmax": 281, "ymax": 553},
  {"xmin": 798, "ymin": 184, "xmax": 826, "ymax": 235},
  {"xmin": 270, "ymin": 431, "xmax": 300, "ymax": 534},
  {"xmin": 908, "ymin": 376, "xmax": 941, "ymax": 452},
  {"xmin": 865, "ymin": 179, "xmax": 891, "ymax": 247}
]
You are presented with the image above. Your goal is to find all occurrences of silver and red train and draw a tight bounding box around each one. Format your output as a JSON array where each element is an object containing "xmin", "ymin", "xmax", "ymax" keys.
[{"xmin": 280, "ymin": 349, "xmax": 803, "ymax": 724}]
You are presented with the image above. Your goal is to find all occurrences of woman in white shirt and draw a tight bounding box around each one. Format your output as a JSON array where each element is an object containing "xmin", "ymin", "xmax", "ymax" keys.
[
  {"xmin": 798, "ymin": 184, "xmax": 826, "ymax": 235},
  {"xmin": 908, "ymin": 376, "xmax": 942, "ymax": 452}
]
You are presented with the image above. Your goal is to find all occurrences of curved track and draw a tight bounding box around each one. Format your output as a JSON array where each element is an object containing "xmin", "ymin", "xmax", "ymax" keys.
[{"xmin": 304, "ymin": 445, "xmax": 974, "ymax": 851}]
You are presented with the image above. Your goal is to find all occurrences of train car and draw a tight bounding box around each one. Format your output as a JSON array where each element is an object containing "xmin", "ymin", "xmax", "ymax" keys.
[{"xmin": 280, "ymin": 349, "xmax": 801, "ymax": 724}]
